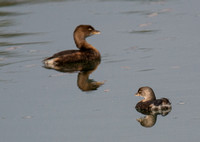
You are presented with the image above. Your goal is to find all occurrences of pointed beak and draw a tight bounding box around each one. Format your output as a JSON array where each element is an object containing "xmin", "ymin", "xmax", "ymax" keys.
[
  {"xmin": 135, "ymin": 93, "xmax": 140, "ymax": 96},
  {"xmin": 92, "ymin": 30, "xmax": 100, "ymax": 35},
  {"xmin": 136, "ymin": 118, "xmax": 142, "ymax": 122}
]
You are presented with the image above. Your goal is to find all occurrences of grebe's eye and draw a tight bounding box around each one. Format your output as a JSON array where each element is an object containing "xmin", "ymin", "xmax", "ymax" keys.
[{"xmin": 88, "ymin": 28, "xmax": 92, "ymax": 31}]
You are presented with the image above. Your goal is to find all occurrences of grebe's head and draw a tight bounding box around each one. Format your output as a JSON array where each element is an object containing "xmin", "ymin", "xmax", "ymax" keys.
[
  {"xmin": 74, "ymin": 25, "xmax": 100, "ymax": 38},
  {"xmin": 135, "ymin": 86, "xmax": 156, "ymax": 101}
]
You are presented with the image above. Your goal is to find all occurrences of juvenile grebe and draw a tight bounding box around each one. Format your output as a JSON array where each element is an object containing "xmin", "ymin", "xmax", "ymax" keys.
[
  {"xmin": 43, "ymin": 25, "xmax": 100, "ymax": 66},
  {"xmin": 135, "ymin": 86, "xmax": 171, "ymax": 112}
]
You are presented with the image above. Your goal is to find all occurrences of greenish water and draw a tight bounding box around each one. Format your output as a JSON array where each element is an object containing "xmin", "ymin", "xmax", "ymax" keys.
[{"xmin": 0, "ymin": 0, "xmax": 200, "ymax": 142}]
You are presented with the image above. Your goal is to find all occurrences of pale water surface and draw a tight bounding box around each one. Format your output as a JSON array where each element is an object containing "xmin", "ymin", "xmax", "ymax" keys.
[{"xmin": 0, "ymin": 0, "xmax": 200, "ymax": 142}]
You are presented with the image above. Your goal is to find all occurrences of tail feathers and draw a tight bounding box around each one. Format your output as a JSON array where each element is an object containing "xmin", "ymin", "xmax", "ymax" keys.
[
  {"xmin": 161, "ymin": 98, "xmax": 171, "ymax": 105},
  {"xmin": 43, "ymin": 57, "xmax": 60, "ymax": 69}
]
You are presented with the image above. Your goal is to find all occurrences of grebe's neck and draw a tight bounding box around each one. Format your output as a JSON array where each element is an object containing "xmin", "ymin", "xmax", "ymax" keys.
[
  {"xmin": 74, "ymin": 32, "xmax": 85, "ymax": 49},
  {"xmin": 74, "ymin": 34, "xmax": 99, "ymax": 53},
  {"xmin": 82, "ymin": 42, "xmax": 100, "ymax": 52}
]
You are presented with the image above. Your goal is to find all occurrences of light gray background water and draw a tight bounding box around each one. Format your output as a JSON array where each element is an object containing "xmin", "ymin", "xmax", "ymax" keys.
[{"xmin": 0, "ymin": 0, "xmax": 200, "ymax": 142}]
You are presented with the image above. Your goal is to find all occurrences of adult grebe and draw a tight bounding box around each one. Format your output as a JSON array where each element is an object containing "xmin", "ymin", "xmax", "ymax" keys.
[{"xmin": 43, "ymin": 25, "xmax": 101, "ymax": 66}]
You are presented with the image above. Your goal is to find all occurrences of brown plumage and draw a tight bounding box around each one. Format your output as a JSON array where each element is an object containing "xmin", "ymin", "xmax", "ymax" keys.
[
  {"xmin": 43, "ymin": 25, "xmax": 101, "ymax": 66},
  {"xmin": 135, "ymin": 86, "xmax": 172, "ymax": 112}
]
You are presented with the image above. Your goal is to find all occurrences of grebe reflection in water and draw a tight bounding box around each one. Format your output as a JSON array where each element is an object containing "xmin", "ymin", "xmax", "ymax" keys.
[
  {"xmin": 44, "ymin": 60, "xmax": 104, "ymax": 91},
  {"xmin": 136, "ymin": 109, "xmax": 171, "ymax": 128}
]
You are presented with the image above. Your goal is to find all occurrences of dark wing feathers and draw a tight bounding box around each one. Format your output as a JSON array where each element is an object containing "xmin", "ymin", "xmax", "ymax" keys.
[
  {"xmin": 44, "ymin": 49, "xmax": 100, "ymax": 65},
  {"xmin": 153, "ymin": 98, "xmax": 171, "ymax": 106}
]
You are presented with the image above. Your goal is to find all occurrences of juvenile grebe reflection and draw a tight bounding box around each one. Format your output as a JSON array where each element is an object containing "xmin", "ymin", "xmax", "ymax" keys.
[{"xmin": 136, "ymin": 109, "xmax": 171, "ymax": 128}]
